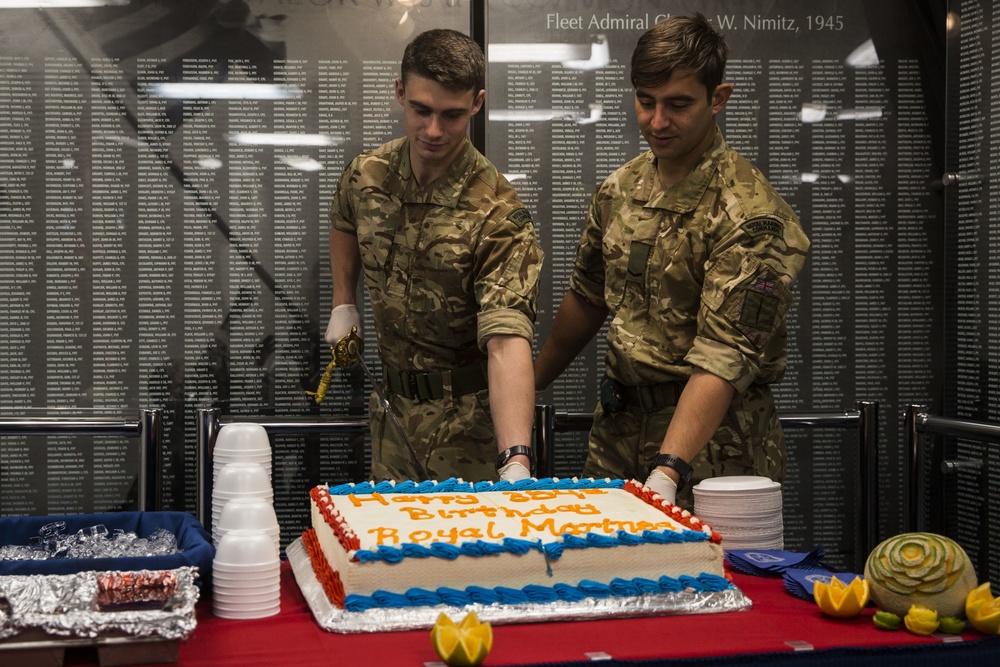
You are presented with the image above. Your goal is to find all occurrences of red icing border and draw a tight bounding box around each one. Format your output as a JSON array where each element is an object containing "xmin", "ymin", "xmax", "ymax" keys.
[
  {"xmin": 302, "ymin": 528, "xmax": 346, "ymax": 608},
  {"xmin": 310, "ymin": 486, "xmax": 361, "ymax": 553},
  {"xmin": 624, "ymin": 479, "xmax": 723, "ymax": 544}
]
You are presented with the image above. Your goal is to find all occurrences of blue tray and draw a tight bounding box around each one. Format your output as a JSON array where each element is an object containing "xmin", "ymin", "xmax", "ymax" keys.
[{"xmin": 0, "ymin": 511, "xmax": 214, "ymax": 585}]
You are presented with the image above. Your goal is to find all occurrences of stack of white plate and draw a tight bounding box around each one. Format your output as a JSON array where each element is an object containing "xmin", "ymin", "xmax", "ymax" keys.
[{"xmin": 692, "ymin": 476, "xmax": 784, "ymax": 550}]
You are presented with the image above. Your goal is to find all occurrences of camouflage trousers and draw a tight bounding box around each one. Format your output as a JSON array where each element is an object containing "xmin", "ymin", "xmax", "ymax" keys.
[
  {"xmin": 367, "ymin": 387, "xmax": 499, "ymax": 483},
  {"xmin": 582, "ymin": 383, "xmax": 785, "ymax": 508}
]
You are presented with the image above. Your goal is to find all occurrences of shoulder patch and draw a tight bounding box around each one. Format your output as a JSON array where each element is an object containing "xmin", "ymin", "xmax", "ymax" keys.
[
  {"xmin": 740, "ymin": 217, "xmax": 785, "ymax": 239},
  {"xmin": 507, "ymin": 207, "xmax": 533, "ymax": 229}
]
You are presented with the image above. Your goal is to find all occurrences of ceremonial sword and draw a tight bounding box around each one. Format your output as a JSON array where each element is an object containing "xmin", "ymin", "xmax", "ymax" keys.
[{"xmin": 309, "ymin": 326, "xmax": 429, "ymax": 481}]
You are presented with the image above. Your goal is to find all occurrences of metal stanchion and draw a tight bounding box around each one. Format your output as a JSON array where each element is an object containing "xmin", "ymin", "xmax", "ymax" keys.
[
  {"xmin": 138, "ymin": 408, "xmax": 162, "ymax": 511},
  {"xmin": 905, "ymin": 404, "xmax": 928, "ymax": 533},
  {"xmin": 196, "ymin": 408, "xmax": 221, "ymax": 530}
]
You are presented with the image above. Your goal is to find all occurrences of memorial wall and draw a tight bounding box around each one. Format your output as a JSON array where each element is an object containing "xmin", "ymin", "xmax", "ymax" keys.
[
  {"xmin": 0, "ymin": 0, "xmax": 949, "ymax": 572},
  {"xmin": 946, "ymin": 0, "xmax": 1000, "ymax": 582}
]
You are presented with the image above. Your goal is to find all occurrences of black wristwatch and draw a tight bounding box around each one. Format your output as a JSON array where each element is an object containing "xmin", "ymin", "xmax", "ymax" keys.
[
  {"xmin": 648, "ymin": 454, "xmax": 693, "ymax": 491},
  {"xmin": 496, "ymin": 445, "xmax": 534, "ymax": 473}
]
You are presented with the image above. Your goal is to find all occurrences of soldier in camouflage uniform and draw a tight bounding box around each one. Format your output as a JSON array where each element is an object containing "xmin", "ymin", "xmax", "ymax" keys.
[
  {"xmin": 534, "ymin": 14, "xmax": 809, "ymax": 507},
  {"xmin": 325, "ymin": 29, "xmax": 543, "ymax": 483}
]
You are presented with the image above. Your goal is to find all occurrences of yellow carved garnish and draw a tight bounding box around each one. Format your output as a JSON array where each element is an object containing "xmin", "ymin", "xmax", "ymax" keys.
[
  {"xmin": 430, "ymin": 611, "xmax": 493, "ymax": 667},
  {"xmin": 903, "ymin": 604, "xmax": 939, "ymax": 635},
  {"xmin": 966, "ymin": 582, "xmax": 1000, "ymax": 635},
  {"xmin": 813, "ymin": 575, "xmax": 870, "ymax": 619}
]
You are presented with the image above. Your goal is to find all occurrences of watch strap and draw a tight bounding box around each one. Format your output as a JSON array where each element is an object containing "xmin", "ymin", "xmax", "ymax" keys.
[
  {"xmin": 496, "ymin": 445, "xmax": 534, "ymax": 472},
  {"xmin": 647, "ymin": 454, "xmax": 692, "ymax": 491}
]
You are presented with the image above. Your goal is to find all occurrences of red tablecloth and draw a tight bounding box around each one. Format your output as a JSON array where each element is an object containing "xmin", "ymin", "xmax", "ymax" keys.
[{"xmin": 139, "ymin": 562, "xmax": 994, "ymax": 667}]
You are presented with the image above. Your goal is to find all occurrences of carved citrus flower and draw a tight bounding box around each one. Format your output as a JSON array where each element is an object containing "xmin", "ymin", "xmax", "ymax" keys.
[
  {"xmin": 966, "ymin": 582, "xmax": 1000, "ymax": 635},
  {"xmin": 864, "ymin": 532, "xmax": 977, "ymax": 617},
  {"xmin": 431, "ymin": 611, "xmax": 493, "ymax": 667},
  {"xmin": 813, "ymin": 575, "xmax": 869, "ymax": 618},
  {"xmin": 903, "ymin": 604, "xmax": 939, "ymax": 635}
]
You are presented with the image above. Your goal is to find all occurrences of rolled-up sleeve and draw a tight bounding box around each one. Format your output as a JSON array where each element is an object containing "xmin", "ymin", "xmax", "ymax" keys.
[
  {"xmin": 688, "ymin": 214, "xmax": 810, "ymax": 392},
  {"xmin": 476, "ymin": 206, "xmax": 544, "ymax": 349}
]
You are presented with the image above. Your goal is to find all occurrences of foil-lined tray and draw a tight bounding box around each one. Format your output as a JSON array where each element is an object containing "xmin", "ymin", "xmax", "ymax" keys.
[
  {"xmin": 0, "ymin": 567, "xmax": 200, "ymax": 642},
  {"xmin": 286, "ymin": 537, "xmax": 752, "ymax": 633}
]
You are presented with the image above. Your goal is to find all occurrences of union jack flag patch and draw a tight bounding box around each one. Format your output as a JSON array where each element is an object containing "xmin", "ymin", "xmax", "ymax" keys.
[{"xmin": 754, "ymin": 277, "xmax": 776, "ymax": 293}]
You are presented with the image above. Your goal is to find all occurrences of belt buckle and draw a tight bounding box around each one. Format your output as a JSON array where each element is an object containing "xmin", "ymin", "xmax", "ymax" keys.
[
  {"xmin": 405, "ymin": 371, "xmax": 434, "ymax": 401},
  {"xmin": 636, "ymin": 385, "xmax": 658, "ymax": 414},
  {"xmin": 405, "ymin": 372, "xmax": 420, "ymax": 400}
]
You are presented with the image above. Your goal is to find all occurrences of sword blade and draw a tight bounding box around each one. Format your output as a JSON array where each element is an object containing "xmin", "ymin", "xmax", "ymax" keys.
[{"xmin": 348, "ymin": 340, "xmax": 429, "ymax": 482}]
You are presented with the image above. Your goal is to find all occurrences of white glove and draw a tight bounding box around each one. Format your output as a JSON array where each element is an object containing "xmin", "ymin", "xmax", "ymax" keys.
[
  {"xmin": 498, "ymin": 461, "xmax": 531, "ymax": 482},
  {"xmin": 325, "ymin": 304, "xmax": 360, "ymax": 346},
  {"xmin": 643, "ymin": 469, "xmax": 678, "ymax": 505}
]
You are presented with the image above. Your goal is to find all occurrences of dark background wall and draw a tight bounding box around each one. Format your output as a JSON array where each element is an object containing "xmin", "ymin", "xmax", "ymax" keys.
[{"xmin": 0, "ymin": 0, "xmax": 994, "ymax": 581}]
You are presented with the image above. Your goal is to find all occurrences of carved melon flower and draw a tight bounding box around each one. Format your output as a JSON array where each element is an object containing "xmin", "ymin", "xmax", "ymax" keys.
[
  {"xmin": 868, "ymin": 533, "xmax": 964, "ymax": 595},
  {"xmin": 864, "ymin": 532, "xmax": 977, "ymax": 617}
]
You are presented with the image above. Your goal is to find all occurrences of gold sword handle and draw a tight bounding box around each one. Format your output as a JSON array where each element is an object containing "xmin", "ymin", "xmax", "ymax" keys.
[
  {"xmin": 334, "ymin": 326, "xmax": 363, "ymax": 367},
  {"xmin": 307, "ymin": 326, "xmax": 365, "ymax": 403}
]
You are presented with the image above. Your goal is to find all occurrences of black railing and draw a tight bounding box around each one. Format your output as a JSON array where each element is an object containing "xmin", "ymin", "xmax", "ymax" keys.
[
  {"xmin": 196, "ymin": 407, "xmax": 368, "ymax": 528},
  {"xmin": 0, "ymin": 409, "xmax": 162, "ymax": 511},
  {"xmin": 905, "ymin": 404, "xmax": 998, "ymax": 578},
  {"xmin": 535, "ymin": 401, "xmax": 880, "ymax": 570}
]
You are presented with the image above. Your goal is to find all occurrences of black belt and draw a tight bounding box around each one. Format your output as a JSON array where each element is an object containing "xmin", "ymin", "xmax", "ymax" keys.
[
  {"xmin": 602, "ymin": 375, "xmax": 681, "ymax": 414},
  {"xmin": 621, "ymin": 382, "xmax": 681, "ymax": 412},
  {"xmin": 384, "ymin": 362, "xmax": 488, "ymax": 401}
]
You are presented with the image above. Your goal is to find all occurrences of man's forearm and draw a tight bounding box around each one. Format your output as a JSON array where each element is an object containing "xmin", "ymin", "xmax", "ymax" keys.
[
  {"xmin": 534, "ymin": 289, "xmax": 608, "ymax": 390},
  {"xmin": 487, "ymin": 335, "xmax": 535, "ymax": 470},
  {"xmin": 329, "ymin": 226, "xmax": 361, "ymax": 307},
  {"xmin": 654, "ymin": 368, "xmax": 734, "ymax": 480}
]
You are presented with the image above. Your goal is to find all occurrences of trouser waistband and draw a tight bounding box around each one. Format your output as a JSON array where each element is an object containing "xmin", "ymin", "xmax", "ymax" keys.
[
  {"xmin": 383, "ymin": 361, "xmax": 488, "ymax": 401},
  {"xmin": 601, "ymin": 375, "xmax": 682, "ymax": 414}
]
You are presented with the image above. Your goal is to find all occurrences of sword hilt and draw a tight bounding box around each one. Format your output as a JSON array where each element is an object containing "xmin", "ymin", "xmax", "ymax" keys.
[{"xmin": 332, "ymin": 326, "xmax": 364, "ymax": 367}]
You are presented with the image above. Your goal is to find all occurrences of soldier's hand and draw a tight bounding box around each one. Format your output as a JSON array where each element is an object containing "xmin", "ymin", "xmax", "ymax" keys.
[
  {"xmin": 325, "ymin": 304, "xmax": 361, "ymax": 346},
  {"xmin": 643, "ymin": 469, "xmax": 678, "ymax": 505},
  {"xmin": 498, "ymin": 461, "xmax": 531, "ymax": 482}
]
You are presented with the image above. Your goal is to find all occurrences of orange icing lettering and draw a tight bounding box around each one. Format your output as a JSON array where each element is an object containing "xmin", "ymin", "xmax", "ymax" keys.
[
  {"xmin": 400, "ymin": 506, "xmax": 434, "ymax": 520},
  {"xmin": 436, "ymin": 505, "xmax": 498, "ymax": 519},
  {"xmin": 501, "ymin": 503, "xmax": 600, "ymax": 518},
  {"xmin": 409, "ymin": 530, "xmax": 433, "ymax": 544},
  {"xmin": 430, "ymin": 526, "xmax": 487, "ymax": 544},
  {"xmin": 348, "ymin": 492, "xmax": 389, "ymax": 507},
  {"xmin": 486, "ymin": 521, "xmax": 505, "ymax": 539},
  {"xmin": 503, "ymin": 488, "xmax": 606, "ymax": 502},
  {"xmin": 389, "ymin": 493, "xmax": 479, "ymax": 505},
  {"xmin": 519, "ymin": 517, "xmax": 653, "ymax": 537},
  {"xmin": 372, "ymin": 526, "xmax": 399, "ymax": 545},
  {"xmin": 558, "ymin": 503, "xmax": 600, "ymax": 515}
]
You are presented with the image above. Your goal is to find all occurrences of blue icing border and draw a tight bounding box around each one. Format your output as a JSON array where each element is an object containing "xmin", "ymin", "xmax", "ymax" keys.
[
  {"xmin": 323, "ymin": 477, "xmax": 709, "ymax": 564},
  {"xmin": 325, "ymin": 476, "xmax": 626, "ymax": 495},
  {"xmin": 342, "ymin": 573, "xmax": 733, "ymax": 612}
]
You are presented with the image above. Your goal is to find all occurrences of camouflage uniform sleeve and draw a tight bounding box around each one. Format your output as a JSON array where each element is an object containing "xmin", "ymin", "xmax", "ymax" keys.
[
  {"xmin": 568, "ymin": 187, "xmax": 609, "ymax": 309},
  {"xmin": 329, "ymin": 161, "xmax": 358, "ymax": 234},
  {"xmin": 476, "ymin": 205, "xmax": 544, "ymax": 350},
  {"xmin": 688, "ymin": 211, "xmax": 811, "ymax": 393}
]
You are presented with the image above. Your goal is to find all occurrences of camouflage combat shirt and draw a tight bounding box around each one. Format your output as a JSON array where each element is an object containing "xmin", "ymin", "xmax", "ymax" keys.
[
  {"xmin": 570, "ymin": 128, "xmax": 810, "ymax": 393},
  {"xmin": 330, "ymin": 137, "xmax": 542, "ymax": 371}
]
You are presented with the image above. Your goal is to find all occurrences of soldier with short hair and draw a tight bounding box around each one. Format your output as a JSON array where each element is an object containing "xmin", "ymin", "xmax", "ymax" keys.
[
  {"xmin": 534, "ymin": 13, "xmax": 810, "ymax": 507},
  {"xmin": 325, "ymin": 29, "xmax": 542, "ymax": 483}
]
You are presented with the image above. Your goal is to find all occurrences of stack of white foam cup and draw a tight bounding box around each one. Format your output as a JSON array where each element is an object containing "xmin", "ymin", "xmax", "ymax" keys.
[
  {"xmin": 212, "ymin": 528, "xmax": 281, "ymax": 619},
  {"xmin": 210, "ymin": 423, "xmax": 281, "ymax": 619}
]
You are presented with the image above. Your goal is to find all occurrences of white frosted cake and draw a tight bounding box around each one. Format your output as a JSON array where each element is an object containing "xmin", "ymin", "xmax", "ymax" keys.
[{"xmin": 302, "ymin": 478, "xmax": 729, "ymax": 612}]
